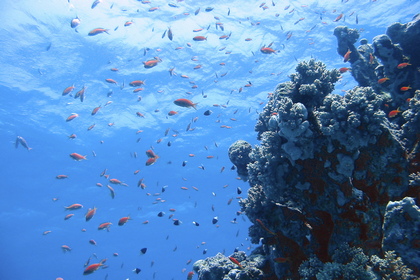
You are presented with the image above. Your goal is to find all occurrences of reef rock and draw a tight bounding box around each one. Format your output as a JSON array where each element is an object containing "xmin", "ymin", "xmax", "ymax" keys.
[
  {"xmin": 193, "ymin": 252, "xmax": 265, "ymax": 280},
  {"xmin": 382, "ymin": 197, "xmax": 420, "ymax": 269},
  {"xmin": 334, "ymin": 14, "xmax": 420, "ymax": 108},
  {"xmin": 387, "ymin": 13, "xmax": 420, "ymax": 66},
  {"xmin": 228, "ymin": 140, "xmax": 252, "ymax": 180},
  {"xmin": 195, "ymin": 17, "xmax": 420, "ymax": 280}
]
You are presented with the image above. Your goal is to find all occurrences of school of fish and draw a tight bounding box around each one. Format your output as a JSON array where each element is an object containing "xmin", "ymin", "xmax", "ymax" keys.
[{"xmin": 9, "ymin": 0, "xmax": 410, "ymax": 279}]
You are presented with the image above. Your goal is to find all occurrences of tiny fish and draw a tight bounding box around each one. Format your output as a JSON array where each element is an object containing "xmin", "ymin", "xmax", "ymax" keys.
[
  {"xmin": 91, "ymin": 0, "xmax": 102, "ymax": 9},
  {"xmin": 71, "ymin": 17, "xmax": 81, "ymax": 28},
  {"xmin": 15, "ymin": 136, "xmax": 32, "ymax": 150},
  {"xmin": 88, "ymin": 28, "xmax": 109, "ymax": 36},
  {"xmin": 168, "ymin": 27, "xmax": 173, "ymax": 41},
  {"xmin": 174, "ymin": 98, "xmax": 197, "ymax": 109}
]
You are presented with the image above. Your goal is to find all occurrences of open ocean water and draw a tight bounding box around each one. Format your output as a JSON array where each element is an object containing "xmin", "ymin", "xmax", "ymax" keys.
[{"xmin": 0, "ymin": 0, "xmax": 418, "ymax": 279}]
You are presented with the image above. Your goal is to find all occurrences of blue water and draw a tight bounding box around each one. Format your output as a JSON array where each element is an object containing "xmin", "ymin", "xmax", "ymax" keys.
[{"xmin": 0, "ymin": 0, "xmax": 418, "ymax": 279}]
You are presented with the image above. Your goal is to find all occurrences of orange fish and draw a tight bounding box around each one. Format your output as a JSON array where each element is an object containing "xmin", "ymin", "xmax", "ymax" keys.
[
  {"xmin": 64, "ymin": 214, "xmax": 74, "ymax": 220},
  {"xmin": 88, "ymin": 28, "xmax": 109, "ymax": 36},
  {"xmin": 146, "ymin": 149, "xmax": 158, "ymax": 158},
  {"xmin": 400, "ymin": 86, "xmax": 412, "ymax": 91},
  {"xmin": 74, "ymin": 86, "xmax": 86, "ymax": 100},
  {"xmin": 83, "ymin": 259, "xmax": 107, "ymax": 275},
  {"xmin": 193, "ymin": 36, "xmax": 207, "ymax": 41},
  {"xmin": 377, "ymin": 77, "xmax": 390, "ymax": 84},
  {"xmin": 136, "ymin": 112, "xmax": 145, "ymax": 118},
  {"xmin": 68, "ymin": 134, "xmax": 77, "ymax": 139},
  {"xmin": 174, "ymin": 98, "xmax": 197, "ymax": 109},
  {"xmin": 143, "ymin": 59, "xmax": 160, "ymax": 68},
  {"xmin": 256, "ymin": 218, "xmax": 275, "ymax": 235},
  {"xmin": 89, "ymin": 239, "xmax": 97, "ymax": 245},
  {"xmin": 343, "ymin": 49, "xmax": 351, "ymax": 62},
  {"xmin": 91, "ymin": 106, "xmax": 101, "ymax": 115},
  {"xmin": 339, "ymin": 67, "xmax": 351, "ymax": 73},
  {"xmin": 333, "ymin": 13, "xmax": 344, "ymax": 22},
  {"xmin": 168, "ymin": 110, "xmax": 178, "ymax": 116},
  {"xmin": 87, "ymin": 124, "xmax": 95, "ymax": 131},
  {"xmin": 124, "ymin": 21, "xmax": 133, "ymax": 26},
  {"xmin": 260, "ymin": 47, "xmax": 276, "ymax": 54},
  {"xmin": 397, "ymin": 62, "xmax": 411, "ymax": 69},
  {"xmin": 118, "ymin": 216, "xmax": 131, "ymax": 226},
  {"xmin": 146, "ymin": 157, "xmax": 158, "ymax": 166},
  {"xmin": 69, "ymin": 153, "xmax": 86, "ymax": 161},
  {"xmin": 388, "ymin": 108, "xmax": 402, "ymax": 118},
  {"xmin": 109, "ymin": 178, "xmax": 123, "ymax": 185},
  {"xmin": 369, "ymin": 53, "xmax": 375, "ymax": 64},
  {"xmin": 66, "ymin": 113, "xmax": 79, "ymax": 122},
  {"xmin": 105, "ymin": 78, "xmax": 117, "ymax": 84},
  {"xmin": 62, "ymin": 85, "xmax": 75, "ymax": 96},
  {"xmin": 133, "ymin": 88, "xmax": 144, "ymax": 93},
  {"xmin": 98, "ymin": 222, "xmax": 112, "ymax": 231},
  {"xmin": 65, "ymin": 203, "xmax": 83, "ymax": 210},
  {"xmin": 85, "ymin": 207, "xmax": 97, "ymax": 221},
  {"xmin": 129, "ymin": 80, "xmax": 146, "ymax": 87},
  {"xmin": 228, "ymin": 256, "xmax": 243, "ymax": 269},
  {"xmin": 187, "ymin": 271, "xmax": 195, "ymax": 280}
]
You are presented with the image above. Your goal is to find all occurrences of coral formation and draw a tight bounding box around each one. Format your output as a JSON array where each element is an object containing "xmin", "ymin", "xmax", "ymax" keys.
[
  {"xmin": 228, "ymin": 140, "xmax": 253, "ymax": 180},
  {"xmin": 382, "ymin": 197, "xmax": 420, "ymax": 269},
  {"xmin": 193, "ymin": 251, "xmax": 265, "ymax": 280},
  {"xmin": 194, "ymin": 15, "xmax": 420, "ymax": 280}
]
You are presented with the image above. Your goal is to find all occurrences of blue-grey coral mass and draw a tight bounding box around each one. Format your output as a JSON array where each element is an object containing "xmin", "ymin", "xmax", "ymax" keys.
[{"xmin": 194, "ymin": 15, "xmax": 420, "ymax": 280}]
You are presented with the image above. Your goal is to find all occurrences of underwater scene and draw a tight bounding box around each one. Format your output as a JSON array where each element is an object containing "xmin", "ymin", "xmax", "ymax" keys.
[{"xmin": 1, "ymin": 0, "xmax": 419, "ymax": 279}]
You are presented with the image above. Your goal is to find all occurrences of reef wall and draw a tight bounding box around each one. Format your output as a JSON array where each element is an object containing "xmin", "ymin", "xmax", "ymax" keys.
[{"xmin": 194, "ymin": 15, "xmax": 420, "ymax": 280}]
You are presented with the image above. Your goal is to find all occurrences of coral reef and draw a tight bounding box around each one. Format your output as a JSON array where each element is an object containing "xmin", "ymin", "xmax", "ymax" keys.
[
  {"xmin": 194, "ymin": 16, "xmax": 420, "ymax": 280},
  {"xmin": 382, "ymin": 197, "xmax": 420, "ymax": 269},
  {"xmin": 228, "ymin": 140, "xmax": 253, "ymax": 180},
  {"xmin": 193, "ymin": 251, "xmax": 266, "ymax": 280},
  {"xmin": 334, "ymin": 14, "xmax": 420, "ymax": 107},
  {"xmin": 299, "ymin": 243, "xmax": 417, "ymax": 280}
]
